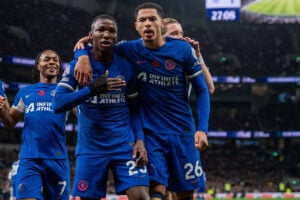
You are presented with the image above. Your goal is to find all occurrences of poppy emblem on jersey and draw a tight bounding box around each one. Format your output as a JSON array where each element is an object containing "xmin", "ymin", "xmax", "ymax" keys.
[
  {"xmin": 78, "ymin": 180, "xmax": 88, "ymax": 191},
  {"xmin": 165, "ymin": 59, "xmax": 176, "ymax": 70},
  {"xmin": 152, "ymin": 60, "xmax": 160, "ymax": 68},
  {"xmin": 39, "ymin": 90, "xmax": 45, "ymax": 96}
]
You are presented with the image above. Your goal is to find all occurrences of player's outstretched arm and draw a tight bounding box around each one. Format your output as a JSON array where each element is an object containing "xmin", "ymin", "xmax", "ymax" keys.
[
  {"xmin": 199, "ymin": 57, "xmax": 215, "ymax": 94},
  {"xmin": 183, "ymin": 37, "xmax": 215, "ymax": 94},
  {"xmin": 75, "ymin": 55, "xmax": 93, "ymax": 85},
  {"xmin": 190, "ymin": 74, "xmax": 210, "ymax": 151},
  {"xmin": 53, "ymin": 70, "xmax": 125, "ymax": 113}
]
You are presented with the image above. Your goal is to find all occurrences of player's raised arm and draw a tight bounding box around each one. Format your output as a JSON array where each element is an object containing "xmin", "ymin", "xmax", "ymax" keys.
[{"xmin": 73, "ymin": 36, "xmax": 93, "ymax": 85}]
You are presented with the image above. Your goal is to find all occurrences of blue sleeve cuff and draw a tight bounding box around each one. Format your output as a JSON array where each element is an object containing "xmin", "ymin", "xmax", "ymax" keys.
[
  {"xmin": 136, "ymin": 131, "xmax": 145, "ymax": 141},
  {"xmin": 74, "ymin": 47, "xmax": 89, "ymax": 59}
]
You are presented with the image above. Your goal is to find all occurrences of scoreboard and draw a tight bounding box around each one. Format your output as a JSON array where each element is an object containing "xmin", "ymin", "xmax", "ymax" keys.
[{"xmin": 206, "ymin": 0, "xmax": 241, "ymax": 22}]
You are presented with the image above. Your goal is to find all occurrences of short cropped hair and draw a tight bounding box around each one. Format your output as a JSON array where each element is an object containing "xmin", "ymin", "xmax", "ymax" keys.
[
  {"xmin": 91, "ymin": 14, "xmax": 117, "ymax": 31},
  {"xmin": 134, "ymin": 2, "xmax": 164, "ymax": 19}
]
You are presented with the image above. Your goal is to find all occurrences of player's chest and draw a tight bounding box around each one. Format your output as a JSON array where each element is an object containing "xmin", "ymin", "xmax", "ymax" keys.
[{"xmin": 22, "ymin": 88, "xmax": 55, "ymax": 107}]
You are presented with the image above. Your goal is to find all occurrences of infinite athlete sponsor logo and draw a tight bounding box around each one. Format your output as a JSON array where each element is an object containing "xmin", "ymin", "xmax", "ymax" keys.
[
  {"xmin": 77, "ymin": 180, "xmax": 88, "ymax": 191},
  {"xmin": 36, "ymin": 102, "xmax": 53, "ymax": 111},
  {"xmin": 86, "ymin": 93, "xmax": 126, "ymax": 104},
  {"xmin": 149, "ymin": 74, "xmax": 179, "ymax": 86},
  {"xmin": 137, "ymin": 72, "xmax": 179, "ymax": 86},
  {"xmin": 25, "ymin": 101, "xmax": 53, "ymax": 112}
]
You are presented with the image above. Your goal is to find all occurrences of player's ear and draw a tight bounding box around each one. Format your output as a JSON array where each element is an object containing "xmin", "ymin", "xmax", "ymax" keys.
[
  {"xmin": 161, "ymin": 18, "xmax": 165, "ymax": 28},
  {"xmin": 134, "ymin": 20, "xmax": 140, "ymax": 32},
  {"xmin": 88, "ymin": 31, "xmax": 92, "ymax": 40},
  {"xmin": 36, "ymin": 63, "xmax": 41, "ymax": 71}
]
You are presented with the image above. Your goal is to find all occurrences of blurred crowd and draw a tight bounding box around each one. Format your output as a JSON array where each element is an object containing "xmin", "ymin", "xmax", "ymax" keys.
[
  {"xmin": 0, "ymin": 0, "xmax": 299, "ymax": 77},
  {"xmin": 1, "ymin": 137, "xmax": 300, "ymax": 199},
  {"xmin": 202, "ymin": 138, "xmax": 300, "ymax": 195}
]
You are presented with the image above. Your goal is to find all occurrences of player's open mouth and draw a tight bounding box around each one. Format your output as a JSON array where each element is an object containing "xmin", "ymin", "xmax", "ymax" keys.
[
  {"xmin": 101, "ymin": 41, "xmax": 113, "ymax": 47},
  {"xmin": 144, "ymin": 30, "xmax": 154, "ymax": 37}
]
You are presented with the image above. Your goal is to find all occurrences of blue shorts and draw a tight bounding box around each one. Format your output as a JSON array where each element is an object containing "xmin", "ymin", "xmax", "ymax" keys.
[
  {"xmin": 72, "ymin": 152, "xmax": 149, "ymax": 198},
  {"xmin": 16, "ymin": 158, "xmax": 70, "ymax": 200},
  {"xmin": 145, "ymin": 132, "xmax": 205, "ymax": 192}
]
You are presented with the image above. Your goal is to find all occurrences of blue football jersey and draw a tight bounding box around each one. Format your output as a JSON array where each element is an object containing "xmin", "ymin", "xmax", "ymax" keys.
[
  {"xmin": 12, "ymin": 83, "xmax": 68, "ymax": 159},
  {"xmin": 0, "ymin": 80, "xmax": 6, "ymax": 96},
  {"xmin": 55, "ymin": 49, "xmax": 139, "ymax": 155},
  {"xmin": 8, "ymin": 160, "xmax": 20, "ymax": 198},
  {"xmin": 115, "ymin": 37, "xmax": 207, "ymax": 135}
]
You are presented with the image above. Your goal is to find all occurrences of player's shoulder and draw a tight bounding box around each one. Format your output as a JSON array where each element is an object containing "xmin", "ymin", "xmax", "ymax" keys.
[
  {"xmin": 61, "ymin": 60, "xmax": 76, "ymax": 77},
  {"xmin": 12, "ymin": 160, "xmax": 20, "ymax": 166},
  {"xmin": 166, "ymin": 36, "xmax": 188, "ymax": 45},
  {"xmin": 166, "ymin": 37, "xmax": 193, "ymax": 53},
  {"xmin": 113, "ymin": 52, "xmax": 130, "ymax": 64},
  {"xmin": 113, "ymin": 52, "xmax": 134, "ymax": 72},
  {"xmin": 19, "ymin": 83, "xmax": 36, "ymax": 91},
  {"xmin": 116, "ymin": 38, "xmax": 141, "ymax": 48},
  {"xmin": 14, "ymin": 83, "xmax": 35, "ymax": 98}
]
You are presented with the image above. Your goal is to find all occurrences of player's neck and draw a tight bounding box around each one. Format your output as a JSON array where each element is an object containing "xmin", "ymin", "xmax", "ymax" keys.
[
  {"xmin": 143, "ymin": 36, "xmax": 166, "ymax": 49},
  {"xmin": 39, "ymin": 76, "xmax": 57, "ymax": 84},
  {"xmin": 92, "ymin": 49, "xmax": 113, "ymax": 63}
]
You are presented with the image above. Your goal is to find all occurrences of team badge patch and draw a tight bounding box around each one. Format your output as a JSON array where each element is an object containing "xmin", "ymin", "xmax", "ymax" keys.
[
  {"xmin": 18, "ymin": 183, "xmax": 27, "ymax": 194},
  {"xmin": 165, "ymin": 59, "xmax": 176, "ymax": 70},
  {"xmin": 50, "ymin": 90, "xmax": 55, "ymax": 96},
  {"xmin": 77, "ymin": 180, "xmax": 88, "ymax": 191}
]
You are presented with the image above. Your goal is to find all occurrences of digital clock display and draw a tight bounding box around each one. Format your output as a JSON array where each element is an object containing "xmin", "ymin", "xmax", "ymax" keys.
[{"xmin": 206, "ymin": 0, "xmax": 241, "ymax": 22}]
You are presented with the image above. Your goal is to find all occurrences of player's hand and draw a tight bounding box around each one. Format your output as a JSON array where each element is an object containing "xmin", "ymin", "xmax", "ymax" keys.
[
  {"xmin": 0, "ymin": 96, "xmax": 7, "ymax": 109},
  {"xmin": 88, "ymin": 70, "xmax": 126, "ymax": 95},
  {"xmin": 182, "ymin": 37, "xmax": 201, "ymax": 57},
  {"xmin": 75, "ymin": 55, "xmax": 93, "ymax": 85},
  {"xmin": 133, "ymin": 139, "xmax": 148, "ymax": 167},
  {"xmin": 73, "ymin": 36, "xmax": 91, "ymax": 51},
  {"xmin": 194, "ymin": 131, "xmax": 208, "ymax": 151},
  {"xmin": 107, "ymin": 75, "xmax": 126, "ymax": 91}
]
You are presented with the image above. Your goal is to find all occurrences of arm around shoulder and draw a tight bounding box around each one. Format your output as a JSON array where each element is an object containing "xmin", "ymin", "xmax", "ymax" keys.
[{"xmin": 199, "ymin": 54, "xmax": 215, "ymax": 94}]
